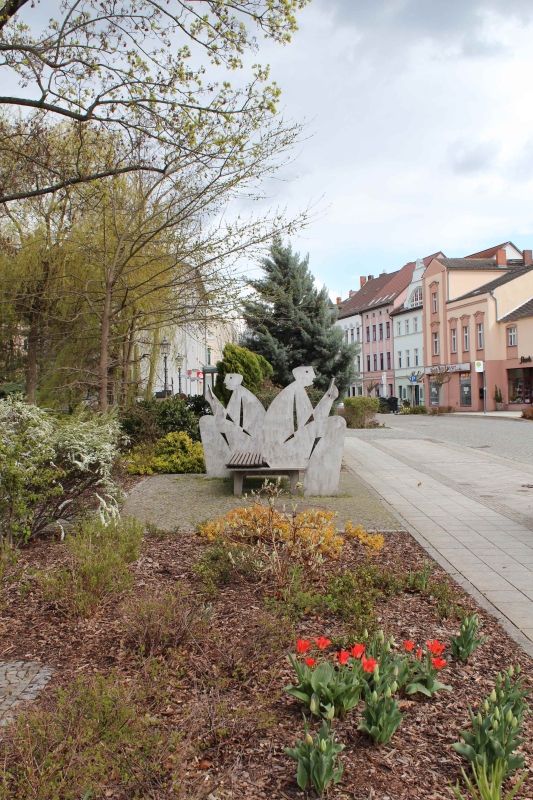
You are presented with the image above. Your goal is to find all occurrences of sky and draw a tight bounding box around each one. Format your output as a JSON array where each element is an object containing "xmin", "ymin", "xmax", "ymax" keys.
[
  {"xmin": 253, "ymin": 0, "xmax": 533, "ymax": 298},
  {"xmin": 4, "ymin": 1, "xmax": 533, "ymax": 300}
]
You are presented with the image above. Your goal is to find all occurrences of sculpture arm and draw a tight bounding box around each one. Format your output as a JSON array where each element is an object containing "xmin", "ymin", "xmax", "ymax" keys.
[
  {"xmin": 312, "ymin": 378, "xmax": 339, "ymax": 423},
  {"xmin": 206, "ymin": 384, "xmax": 225, "ymax": 421}
]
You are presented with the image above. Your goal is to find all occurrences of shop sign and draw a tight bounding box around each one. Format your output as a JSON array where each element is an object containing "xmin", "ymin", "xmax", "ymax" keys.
[
  {"xmin": 474, "ymin": 360, "xmax": 484, "ymax": 373},
  {"xmin": 424, "ymin": 362, "xmax": 470, "ymax": 375},
  {"xmin": 520, "ymin": 355, "xmax": 532, "ymax": 364}
]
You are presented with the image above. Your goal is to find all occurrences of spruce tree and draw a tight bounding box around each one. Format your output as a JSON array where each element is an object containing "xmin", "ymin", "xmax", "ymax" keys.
[{"xmin": 242, "ymin": 239, "xmax": 357, "ymax": 392}]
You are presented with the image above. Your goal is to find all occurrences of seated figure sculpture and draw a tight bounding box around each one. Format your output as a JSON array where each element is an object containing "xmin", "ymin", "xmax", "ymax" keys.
[
  {"xmin": 258, "ymin": 366, "xmax": 346, "ymax": 495},
  {"xmin": 200, "ymin": 373, "xmax": 266, "ymax": 477},
  {"xmin": 199, "ymin": 366, "xmax": 345, "ymax": 495}
]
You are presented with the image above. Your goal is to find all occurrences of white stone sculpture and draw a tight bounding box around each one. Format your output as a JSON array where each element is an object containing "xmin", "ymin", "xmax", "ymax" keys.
[{"xmin": 199, "ymin": 366, "xmax": 346, "ymax": 495}]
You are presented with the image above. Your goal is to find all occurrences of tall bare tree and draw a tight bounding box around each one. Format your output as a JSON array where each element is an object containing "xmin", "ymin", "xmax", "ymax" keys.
[{"xmin": 0, "ymin": 0, "xmax": 308, "ymax": 203}]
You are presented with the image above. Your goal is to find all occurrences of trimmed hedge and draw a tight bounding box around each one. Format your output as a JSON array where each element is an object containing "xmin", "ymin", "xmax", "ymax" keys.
[{"xmin": 343, "ymin": 397, "xmax": 380, "ymax": 428}]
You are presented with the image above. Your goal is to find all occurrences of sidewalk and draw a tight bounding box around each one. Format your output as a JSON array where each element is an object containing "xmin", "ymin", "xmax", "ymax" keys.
[{"xmin": 343, "ymin": 436, "xmax": 533, "ymax": 656}]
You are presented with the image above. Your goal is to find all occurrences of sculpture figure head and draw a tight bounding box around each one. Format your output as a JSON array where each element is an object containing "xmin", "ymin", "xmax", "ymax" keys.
[
  {"xmin": 292, "ymin": 365, "xmax": 315, "ymax": 387},
  {"xmin": 224, "ymin": 372, "xmax": 244, "ymax": 391}
]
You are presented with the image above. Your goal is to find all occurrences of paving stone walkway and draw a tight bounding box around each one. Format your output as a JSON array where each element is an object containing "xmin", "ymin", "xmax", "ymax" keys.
[
  {"xmin": 343, "ymin": 433, "xmax": 533, "ymax": 656},
  {"xmin": 0, "ymin": 661, "xmax": 53, "ymax": 726}
]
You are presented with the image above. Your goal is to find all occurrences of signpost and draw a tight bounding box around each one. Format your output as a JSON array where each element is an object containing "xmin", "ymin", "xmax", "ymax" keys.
[{"xmin": 475, "ymin": 360, "xmax": 486, "ymax": 414}]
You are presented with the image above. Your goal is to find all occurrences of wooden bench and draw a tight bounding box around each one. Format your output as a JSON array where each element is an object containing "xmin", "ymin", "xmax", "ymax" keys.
[{"xmin": 226, "ymin": 451, "xmax": 306, "ymax": 497}]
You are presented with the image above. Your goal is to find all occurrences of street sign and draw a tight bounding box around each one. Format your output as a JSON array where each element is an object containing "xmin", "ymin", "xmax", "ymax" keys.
[{"xmin": 474, "ymin": 360, "xmax": 484, "ymax": 373}]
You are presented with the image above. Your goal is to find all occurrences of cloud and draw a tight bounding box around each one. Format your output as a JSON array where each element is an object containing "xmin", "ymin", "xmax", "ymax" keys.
[{"xmin": 448, "ymin": 140, "xmax": 500, "ymax": 175}]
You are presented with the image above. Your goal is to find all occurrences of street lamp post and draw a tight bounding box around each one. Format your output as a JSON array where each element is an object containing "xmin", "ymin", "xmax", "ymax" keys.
[
  {"xmin": 175, "ymin": 353, "xmax": 184, "ymax": 395},
  {"xmin": 160, "ymin": 336, "xmax": 170, "ymax": 396}
]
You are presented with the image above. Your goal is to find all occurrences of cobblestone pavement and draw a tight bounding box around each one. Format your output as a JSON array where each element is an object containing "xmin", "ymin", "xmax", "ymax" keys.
[
  {"xmin": 344, "ymin": 416, "xmax": 533, "ymax": 656},
  {"xmin": 0, "ymin": 661, "xmax": 53, "ymax": 726}
]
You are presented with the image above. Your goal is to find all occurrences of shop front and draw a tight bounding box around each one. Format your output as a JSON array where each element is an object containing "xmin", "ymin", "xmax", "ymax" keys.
[{"xmin": 507, "ymin": 361, "xmax": 533, "ymax": 406}]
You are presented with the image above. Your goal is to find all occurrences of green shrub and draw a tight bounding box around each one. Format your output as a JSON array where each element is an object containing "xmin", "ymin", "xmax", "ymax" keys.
[
  {"xmin": 378, "ymin": 397, "xmax": 390, "ymax": 413},
  {"xmin": 194, "ymin": 540, "xmax": 264, "ymax": 596},
  {"xmin": 126, "ymin": 431, "xmax": 205, "ymax": 474},
  {"xmin": 39, "ymin": 516, "xmax": 143, "ymax": 616},
  {"xmin": 120, "ymin": 395, "xmax": 202, "ymax": 445},
  {"xmin": 215, "ymin": 343, "xmax": 274, "ymax": 402},
  {"xmin": 0, "ymin": 674, "xmax": 176, "ymax": 800},
  {"xmin": 0, "ymin": 397, "xmax": 122, "ymax": 546},
  {"xmin": 121, "ymin": 587, "xmax": 208, "ymax": 656},
  {"xmin": 343, "ymin": 396, "xmax": 380, "ymax": 428}
]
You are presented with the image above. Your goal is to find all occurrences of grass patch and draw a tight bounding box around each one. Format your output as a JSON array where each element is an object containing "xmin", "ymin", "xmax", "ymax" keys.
[
  {"xmin": 39, "ymin": 517, "xmax": 143, "ymax": 616},
  {"xmin": 193, "ymin": 540, "xmax": 264, "ymax": 597},
  {"xmin": 121, "ymin": 586, "xmax": 209, "ymax": 656},
  {"xmin": 0, "ymin": 674, "xmax": 179, "ymax": 800}
]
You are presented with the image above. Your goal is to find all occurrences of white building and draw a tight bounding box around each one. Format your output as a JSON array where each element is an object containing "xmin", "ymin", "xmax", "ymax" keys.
[
  {"xmin": 390, "ymin": 258, "xmax": 426, "ymax": 405},
  {"xmin": 140, "ymin": 319, "xmax": 240, "ymax": 398}
]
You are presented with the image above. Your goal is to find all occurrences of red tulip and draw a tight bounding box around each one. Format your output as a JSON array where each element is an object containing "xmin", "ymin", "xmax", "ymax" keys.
[
  {"xmin": 336, "ymin": 650, "xmax": 350, "ymax": 665},
  {"xmin": 416, "ymin": 647, "xmax": 423, "ymax": 660},
  {"xmin": 362, "ymin": 656, "xmax": 378, "ymax": 673},
  {"xmin": 431, "ymin": 657, "xmax": 447, "ymax": 670},
  {"xmin": 296, "ymin": 639, "xmax": 311, "ymax": 654},
  {"xmin": 351, "ymin": 643, "xmax": 365, "ymax": 659},
  {"xmin": 426, "ymin": 639, "xmax": 446, "ymax": 656},
  {"xmin": 305, "ymin": 657, "xmax": 316, "ymax": 668},
  {"xmin": 403, "ymin": 640, "xmax": 415, "ymax": 652},
  {"xmin": 316, "ymin": 636, "xmax": 332, "ymax": 651}
]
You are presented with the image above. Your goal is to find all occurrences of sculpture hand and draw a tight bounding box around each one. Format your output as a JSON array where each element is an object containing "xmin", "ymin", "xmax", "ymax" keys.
[{"xmin": 327, "ymin": 378, "xmax": 339, "ymax": 401}]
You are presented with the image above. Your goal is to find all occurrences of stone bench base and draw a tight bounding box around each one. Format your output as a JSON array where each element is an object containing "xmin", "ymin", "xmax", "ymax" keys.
[{"xmin": 229, "ymin": 468, "xmax": 305, "ymax": 497}]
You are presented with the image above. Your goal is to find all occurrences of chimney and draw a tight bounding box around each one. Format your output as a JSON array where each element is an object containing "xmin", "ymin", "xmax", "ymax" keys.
[
  {"xmin": 523, "ymin": 249, "xmax": 533, "ymax": 266},
  {"xmin": 360, "ymin": 276, "xmax": 367, "ymax": 288},
  {"xmin": 496, "ymin": 248, "xmax": 507, "ymax": 266},
  {"xmin": 367, "ymin": 274, "xmax": 374, "ymax": 281},
  {"xmin": 336, "ymin": 296, "xmax": 342, "ymax": 305}
]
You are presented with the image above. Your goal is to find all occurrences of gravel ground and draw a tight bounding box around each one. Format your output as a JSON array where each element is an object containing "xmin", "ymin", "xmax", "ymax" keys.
[
  {"xmin": 348, "ymin": 413, "xmax": 533, "ymax": 467},
  {"xmin": 122, "ymin": 469, "xmax": 400, "ymax": 533}
]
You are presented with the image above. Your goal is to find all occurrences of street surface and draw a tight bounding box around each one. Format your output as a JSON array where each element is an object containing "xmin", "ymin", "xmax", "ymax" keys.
[{"xmin": 344, "ymin": 414, "xmax": 533, "ymax": 654}]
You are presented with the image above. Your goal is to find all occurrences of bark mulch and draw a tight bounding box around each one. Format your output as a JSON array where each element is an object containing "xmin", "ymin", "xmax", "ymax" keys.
[{"xmin": 0, "ymin": 526, "xmax": 532, "ymax": 800}]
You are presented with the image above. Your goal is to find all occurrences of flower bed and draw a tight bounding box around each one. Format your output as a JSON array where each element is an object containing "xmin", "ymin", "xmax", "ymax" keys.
[{"xmin": 0, "ymin": 504, "xmax": 531, "ymax": 799}]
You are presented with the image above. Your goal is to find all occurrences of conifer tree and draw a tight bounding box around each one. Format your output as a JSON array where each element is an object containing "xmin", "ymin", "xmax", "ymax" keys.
[{"xmin": 242, "ymin": 240, "xmax": 357, "ymax": 391}]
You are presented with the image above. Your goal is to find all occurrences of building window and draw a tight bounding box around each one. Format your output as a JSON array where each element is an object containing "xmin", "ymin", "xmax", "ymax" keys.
[
  {"xmin": 410, "ymin": 287, "xmax": 423, "ymax": 307},
  {"xmin": 357, "ymin": 355, "xmax": 361, "ymax": 372},
  {"xmin": 463, "ymin": 325, "xmax": 469, "ymax": 351},
  {"xmin": 396, "ymin": 321, "xmax": 401, "ymax": 335},
  {"xmin": 413, "ymin": 316, "xmax": 418, "ymax": 332},
  {"xmin": 406, "ymin": 350, "xmax": 410, "ymax": 367},
  {"xmin": 386, "ymin": 351, "xmax": 391, "ymax": 369},
  {"xmin": 358, "ymin": 386, "xmax": 363, "ymax": 396},
  {"xmin": 366, "ymin": 355, "xmax": 371, "ymax": 371},
  {"xmin": 476, "ymin": 322, "xmax": 484, "ymax": 350},
  {"xmin": 388, "ymin": 383, "xmax": 393, "ymax": 396},
  {"xmin": 386, "ymin": 321, "xmax": 391, "ymax": 338},
  {"xmin": 405, "ymin": 319, "xmax": 409, "ymax": 335},
  {"xmin": 451, "ymin": 328, "xmax": 457, "ymax": 353},
  {"xmin": 414, "ymin": 348, "xmax": 419, "ymax": 366},
  {"xmin": 344, "ymin": 330, "xmax": 348, "ymax": 343},
  {"xmin": 372, "ymin": 325, "xmax": 376, "ymax": 341},
  {"xmin": 432, "ymin": 291, "xmax": 438, "ymax": 313},
  {"xmin": 379, "ymin": 323, "xmax": 383, "ymax": 340},
  {"xmin": 432, "ymin": 331, "xmax": 439, "ymax": 356},
  {"xmin": 373, "ymin": 354, "xmax": 377, "ymax": 371},
  {"xmin": 507, "ymin": 326, "xmax": 517, "ymax": 347},
  {"xmin": 398, "ymin": 351, "xmax": 402, "ymax": 368},
  {"xmin": 356, "ymin": 326, "xmax": 360, "ymax": 341},
  {"xmin": 366, "ymin": 326, "xmax": 370, "ymax": 343}
]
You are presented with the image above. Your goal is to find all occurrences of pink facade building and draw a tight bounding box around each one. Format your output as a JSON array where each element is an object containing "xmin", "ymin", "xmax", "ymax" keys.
[{"xmin": 422, "ymin": 243, "xmax": 533, "ymax": 411}]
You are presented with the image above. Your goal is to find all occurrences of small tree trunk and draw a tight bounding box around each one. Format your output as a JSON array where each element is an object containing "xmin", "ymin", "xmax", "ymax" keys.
[
  {"xmin": 25, "ymin": 312, "xmax": 39, "ymax": 404},
  {"xmin": 99, "ymin": 284, "xmax": 112, "ymax": 412}
]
